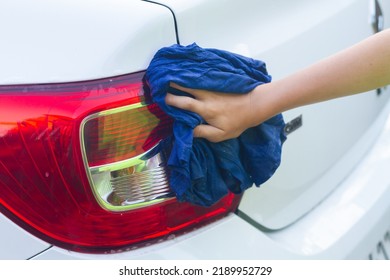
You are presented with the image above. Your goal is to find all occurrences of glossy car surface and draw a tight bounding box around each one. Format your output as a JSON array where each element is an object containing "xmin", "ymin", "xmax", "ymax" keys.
[{"xmin": 1, "ymin": 0, "xmax": 389, "ymax": 260}]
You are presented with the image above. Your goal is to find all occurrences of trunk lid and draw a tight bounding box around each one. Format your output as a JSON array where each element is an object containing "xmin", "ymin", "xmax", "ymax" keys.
[{"xmin": 152, "ymin": 0, "xmax": 390, "ymax": 229}]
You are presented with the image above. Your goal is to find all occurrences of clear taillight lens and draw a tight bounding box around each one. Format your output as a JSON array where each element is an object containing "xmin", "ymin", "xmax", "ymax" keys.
[
  {"xmin": 82, "ymin": 103, "xmax": 173, "ymax": 210},
  {"xmin": 0, "ymin": 72, "xmax": 241, "ymax": 253}
]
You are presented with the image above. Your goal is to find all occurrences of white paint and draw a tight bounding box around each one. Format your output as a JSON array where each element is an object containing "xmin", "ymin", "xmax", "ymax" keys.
[{"xmin": 0, "ymin": 0, "xmax": 177, "ymax": 84}]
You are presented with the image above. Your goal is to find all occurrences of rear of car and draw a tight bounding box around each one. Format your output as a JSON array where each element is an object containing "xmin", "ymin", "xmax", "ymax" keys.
[{"xmin": 1, "ymin": 0, "xmax": 389, "ymax": 260}]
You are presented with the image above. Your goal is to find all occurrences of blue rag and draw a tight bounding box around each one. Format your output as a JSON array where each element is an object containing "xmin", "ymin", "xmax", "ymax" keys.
[{"xmin": 144, "ymin": 43, "xmax": 286, "ymax": 206}]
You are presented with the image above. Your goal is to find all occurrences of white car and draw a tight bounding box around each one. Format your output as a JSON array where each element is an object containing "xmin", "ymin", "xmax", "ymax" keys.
[{"xmin": 1, "ymin": 0, "xmax": 389, "ymax": 260}]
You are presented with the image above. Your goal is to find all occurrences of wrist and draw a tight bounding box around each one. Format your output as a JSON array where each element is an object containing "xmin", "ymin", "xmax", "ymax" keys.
[{"xmin": 247, "ymin": 82, "xmax": 281, "ymax": 126}]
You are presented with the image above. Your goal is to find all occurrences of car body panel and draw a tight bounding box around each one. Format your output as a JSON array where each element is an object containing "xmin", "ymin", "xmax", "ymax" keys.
[
  {"xmin": 0, "ymin": 213, "xmax": 50, "ymax": 260},
  {"xmin": 32, "ymin": 97, "xmax": 390, "ymax": 259},
  {"xmin": 29, "ymin": 95, "xmax": 390, "ymax": 259},
  {"xmin": 0, "ymin": 0, "xmax": 176, "ymax": 259},
  {"xmin": 1, "ymin": 0, "xmax": 390, "ymax": 260},
  {"xmin": 153, "ymin": 0, "xmax": 390, "ymax": 229},
  {"xmin": 0, "ymin": 0, "xmax": 177, "ymax": 85}
]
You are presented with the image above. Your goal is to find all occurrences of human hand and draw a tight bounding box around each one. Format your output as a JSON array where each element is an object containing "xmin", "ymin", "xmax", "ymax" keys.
[{"xmin": 165, "ymin": 83, "xmax": 256, "ymax": 142}]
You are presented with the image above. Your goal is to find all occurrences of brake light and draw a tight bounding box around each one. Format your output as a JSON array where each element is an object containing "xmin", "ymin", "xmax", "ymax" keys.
[{"xmin": 0, "ymin": 72, "xmax": 241, "ymax": 252}]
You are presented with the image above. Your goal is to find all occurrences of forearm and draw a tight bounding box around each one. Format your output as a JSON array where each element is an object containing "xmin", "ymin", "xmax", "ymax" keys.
[
  {"xmin": 251, "ymin": 29, "xmax": 390, "ymax": 125},
  {"xmin": 165, "ymin": 29, "xmax": 390, "ymax": 142}
]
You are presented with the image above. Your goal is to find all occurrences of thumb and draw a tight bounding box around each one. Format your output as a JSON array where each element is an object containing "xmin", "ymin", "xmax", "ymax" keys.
[{"xmin": 193, "ymin": 124, "xmax": 226, "ymax": 143}]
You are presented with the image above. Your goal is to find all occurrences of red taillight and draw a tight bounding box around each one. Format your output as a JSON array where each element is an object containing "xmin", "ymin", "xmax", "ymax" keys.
[{"xmin": 0, "ymin": 72, "xmax": 241, "ymax": 253}]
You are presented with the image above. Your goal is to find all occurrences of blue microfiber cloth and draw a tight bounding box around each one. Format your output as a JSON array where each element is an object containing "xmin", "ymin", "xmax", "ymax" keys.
[{"xmin": 144, "ymin": 43, "xmax": 286, "ymax": 207}]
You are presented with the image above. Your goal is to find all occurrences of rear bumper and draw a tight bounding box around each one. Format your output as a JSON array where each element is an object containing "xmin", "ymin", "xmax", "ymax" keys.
[{"xmin": 33, "ymin": 99, "xmax": 390, "ymax": 259}]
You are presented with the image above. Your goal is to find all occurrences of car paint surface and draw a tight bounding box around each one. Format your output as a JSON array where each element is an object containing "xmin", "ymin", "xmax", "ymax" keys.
[
  {"xmin": 1, "ymin": 0, "xmax": 390, "ymax": 260},
  {"xmin": 0, "ymin": 0, "xmax": 177, "ymax": 259},
  {"xmin": 0, "ymin": 0, "xmax": 176, "ymax": 84},
  {"xmin": 149, "ymin": 0, "xmax": 390, "ymax": 230}
]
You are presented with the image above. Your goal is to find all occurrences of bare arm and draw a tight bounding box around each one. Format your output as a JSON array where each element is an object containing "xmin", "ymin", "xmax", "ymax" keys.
[{"xmin": 166, "ymin": 29, "xmax": 390, "ymax": 142}]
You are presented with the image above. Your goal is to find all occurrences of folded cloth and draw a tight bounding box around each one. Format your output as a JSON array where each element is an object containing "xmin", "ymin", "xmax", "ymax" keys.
[{"xmin": 143, "ymin": 43, "xmax": 286, "ymax": 206}]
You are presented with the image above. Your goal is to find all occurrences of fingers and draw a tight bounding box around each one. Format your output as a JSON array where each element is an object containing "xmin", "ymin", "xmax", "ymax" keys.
[
  {"xmin": 169, "ymin": 82, "xmax": 210, "ymax": 100},
  {"xmin": 165, "ymin": 92, "xmax": 204, "ymax": 115},
  {"xmin": 166, "ymin": 82, "xmax": 234, "ymax": 142},
  {"xmin": 193, "ymin": 124, "xmax": 226, "ymax": 143},
  {"xmin": 169, "ymin": 82, "xmax": 197, "ymax": 95},
  {"xmin": 166, "ymin": 82, "xmax": 211, "ymax": 115}
]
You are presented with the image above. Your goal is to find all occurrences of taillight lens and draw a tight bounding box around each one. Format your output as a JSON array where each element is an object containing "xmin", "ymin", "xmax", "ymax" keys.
[{"xmin": 0, "ymin": 72, "xmax": 241, "ymax": 253}]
